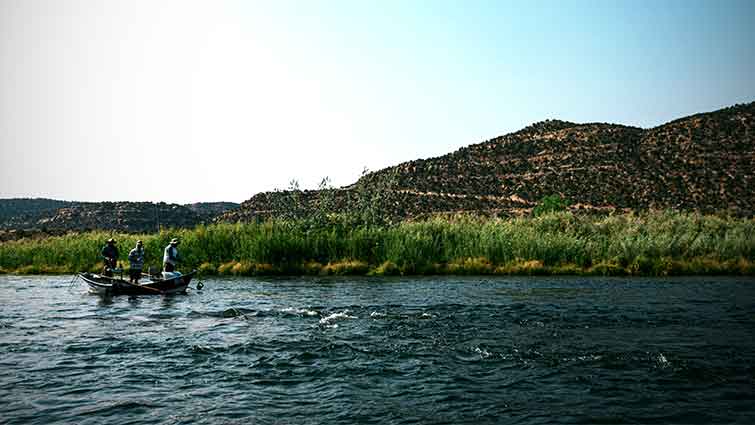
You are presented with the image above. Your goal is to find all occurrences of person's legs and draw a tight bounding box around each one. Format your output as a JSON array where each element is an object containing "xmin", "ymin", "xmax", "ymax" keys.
[
  {"xmin": 103, "ymin": 261, "xmax": 113, "ymax": 277},
  {"xmin": 164, "ymin": 263, "xmax": 175, "ymax": 273}
]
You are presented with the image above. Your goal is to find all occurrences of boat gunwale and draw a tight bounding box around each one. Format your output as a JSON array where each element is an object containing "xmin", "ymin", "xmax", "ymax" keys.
[{"xmin": 79, "ymin": 270, "xmax": 196, "ymax": 296}]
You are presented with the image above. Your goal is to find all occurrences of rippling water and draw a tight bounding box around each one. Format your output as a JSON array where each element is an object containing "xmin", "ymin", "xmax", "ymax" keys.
[{"xmin": 1, "ymin": 275, "xmax": 754, "ymax": 424}]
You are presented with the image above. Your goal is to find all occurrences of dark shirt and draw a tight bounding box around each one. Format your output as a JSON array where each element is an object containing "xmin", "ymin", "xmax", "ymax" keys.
[{"xmin": 101, "ymin": 245, "xmax": 119, "ymax": 260}]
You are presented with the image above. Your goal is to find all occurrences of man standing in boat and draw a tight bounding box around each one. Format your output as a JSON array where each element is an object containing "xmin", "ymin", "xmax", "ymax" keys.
[
  {"xmin": 101, "ymin": 238, "xmax": 119, "ymax": 277},
  {"xmin": 128, "ymin": 240, "xmax": 145, "ymax": 283},
  {"xmin": 163, "ymin": 238, "xmax": 180, "ymax": 273}
]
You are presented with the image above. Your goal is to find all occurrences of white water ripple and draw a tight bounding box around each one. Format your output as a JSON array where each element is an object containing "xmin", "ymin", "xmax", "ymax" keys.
[
  {"xmin": 319, "ymin": 310, "xmax": 357, "ymax": 326},
  {"xmin": 281, "ymin": 307, "xmax": 319, "ymax": 317}
]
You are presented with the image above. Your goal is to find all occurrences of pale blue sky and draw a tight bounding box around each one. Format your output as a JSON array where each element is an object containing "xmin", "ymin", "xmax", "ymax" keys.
[{"xmin": 1, "ymin": 0, "xmax": 753, "ymax": 203}]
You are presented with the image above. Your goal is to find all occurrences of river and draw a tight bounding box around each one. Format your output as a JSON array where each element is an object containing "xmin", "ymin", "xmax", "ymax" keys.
[{"xmin": 1, "ymin": 275, "xmax": 754, "ymax": 424}]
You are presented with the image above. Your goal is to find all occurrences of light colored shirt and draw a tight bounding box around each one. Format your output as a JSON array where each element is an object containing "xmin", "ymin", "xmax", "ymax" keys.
[
  {"xmin": 163, "ymin": 245, "xmax": 178, "ymax": 265},
  {"xmin": 128, "ymin": 247, "xmax": 144, "ymax": 269}
]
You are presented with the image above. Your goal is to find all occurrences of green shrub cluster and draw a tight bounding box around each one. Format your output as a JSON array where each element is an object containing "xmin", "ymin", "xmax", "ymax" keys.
[
  {"xmin": 532, "ymin": 195, "xmax": 570, "ymax": 217},
  {"xmin": 0, "ymin": 211, "xmax": 753, "ymax": 276}
]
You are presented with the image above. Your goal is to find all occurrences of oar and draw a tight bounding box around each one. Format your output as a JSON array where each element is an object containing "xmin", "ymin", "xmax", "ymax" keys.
[{"xmin": 119, "ymin": 279, "xmax": 164, "ymax": 295}]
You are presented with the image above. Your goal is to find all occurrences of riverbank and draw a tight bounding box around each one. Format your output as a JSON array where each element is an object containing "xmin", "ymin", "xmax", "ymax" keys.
[{"xmin": 0, "ymin": 211, "xmax": 753, "ymax": 276}]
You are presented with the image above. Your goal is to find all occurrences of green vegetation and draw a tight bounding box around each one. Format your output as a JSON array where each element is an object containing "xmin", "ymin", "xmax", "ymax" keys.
[
  {"xmin": 0, "ymin": 211, "xmax": 753, "ymax": 276},
  {"xmin": 533, "ymin": 195, "xmax": 570, "ymax": 217}
]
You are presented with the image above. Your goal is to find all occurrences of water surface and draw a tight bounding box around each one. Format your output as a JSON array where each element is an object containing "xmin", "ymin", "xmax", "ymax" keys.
[{"xmin": 1, "ymin": 275, "xmax": 754, "ymax": 424}]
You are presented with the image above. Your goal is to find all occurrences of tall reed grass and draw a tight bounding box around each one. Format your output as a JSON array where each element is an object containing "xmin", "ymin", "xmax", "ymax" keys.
[{"xmin": 0, "ymin": 211, "xmax": 753, "ymax": 276}]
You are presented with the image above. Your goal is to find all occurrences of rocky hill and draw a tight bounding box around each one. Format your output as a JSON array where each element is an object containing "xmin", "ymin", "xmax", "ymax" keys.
[
  {"xmin": 3, "ymin": 102, "xmax": 752, "ymax": 237},
  {"xmin": 0, "ymin": 198, "xmax": 76, "ymax": 223},
  {"xmin": 219, "ymin": 102, "xmax": 755, "ymax": 222},
  {"xmin": 185, "ymin": 202, "xmax": 240, "ymax": 219},
  {"xmin": 0, "ymin": 199, "xmax": 238, "ymax": 240}
]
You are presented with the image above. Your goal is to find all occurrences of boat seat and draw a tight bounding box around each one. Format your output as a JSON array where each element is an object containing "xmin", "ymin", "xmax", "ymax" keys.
[{"xmin": 161, "ymin": 271, "xmax": 182, "ymax": 280}]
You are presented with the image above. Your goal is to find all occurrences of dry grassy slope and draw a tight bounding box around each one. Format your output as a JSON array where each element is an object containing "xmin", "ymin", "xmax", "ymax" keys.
[{"xmin": 220, "ymin": 102, "xmax": 755, "ymax": 222}]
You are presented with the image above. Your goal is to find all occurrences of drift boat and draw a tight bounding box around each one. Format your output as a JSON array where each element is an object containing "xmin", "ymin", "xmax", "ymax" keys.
[{"xmin": 79, "ymin": 270, "xmax": 197, "ymax": 296}]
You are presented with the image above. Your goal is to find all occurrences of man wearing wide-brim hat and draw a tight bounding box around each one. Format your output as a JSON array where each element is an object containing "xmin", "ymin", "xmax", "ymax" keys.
[
  {"xmin": 101, "ymin": 238, "xmax": 119, "ymax": 277},
  {"xmin": 163, "ymin": 238, "xmax": 181, "ymax": 273}
]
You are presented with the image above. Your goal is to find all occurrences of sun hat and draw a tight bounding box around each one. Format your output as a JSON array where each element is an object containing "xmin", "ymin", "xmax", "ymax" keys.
[
  {"xmin": 107, "ymin": 238, "xmax": 116, "ymax": 244},
  {"xmin": 170, "ymin": 238, "xmax": 180, "ymax": 244}
]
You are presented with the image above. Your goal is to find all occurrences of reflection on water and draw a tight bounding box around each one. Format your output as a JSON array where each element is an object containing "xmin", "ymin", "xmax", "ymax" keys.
[
  {"xmin": 496, "ymin": 286, "xmax": 596, "ymax": 300},
  {"xmin": 1, "ymin": 275, "xmax": 754, "ymax": 424}
]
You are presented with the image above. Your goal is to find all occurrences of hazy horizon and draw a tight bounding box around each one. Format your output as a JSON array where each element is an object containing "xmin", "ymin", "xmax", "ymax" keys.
[{"xmin": 2, "ymin": 0, "xmax": 754, "ymax": 203}]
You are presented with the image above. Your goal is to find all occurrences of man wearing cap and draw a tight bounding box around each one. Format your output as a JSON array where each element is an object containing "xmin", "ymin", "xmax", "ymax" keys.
[
  {"xmin": 101, "ymin": 238, "xmax": 119, "ymax": 277},
  {"xmin": 163, "ymin": 238, "xmax": 180, "ymax": 273},
  {"xmin": 128, "ymin": 240, "xmax": 145, "ymax": 283}
]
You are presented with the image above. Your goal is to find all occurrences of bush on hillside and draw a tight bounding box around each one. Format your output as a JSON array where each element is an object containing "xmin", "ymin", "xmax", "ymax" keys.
[{"xmin": 533, "ymin": 195, "xmax": 571, "ymax": 217}]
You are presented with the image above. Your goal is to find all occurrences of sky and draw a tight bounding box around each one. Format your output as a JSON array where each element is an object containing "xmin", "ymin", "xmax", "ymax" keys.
[{"xmin": 1, "ymin": 0, "xmax": 754, "ymax": 203}]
